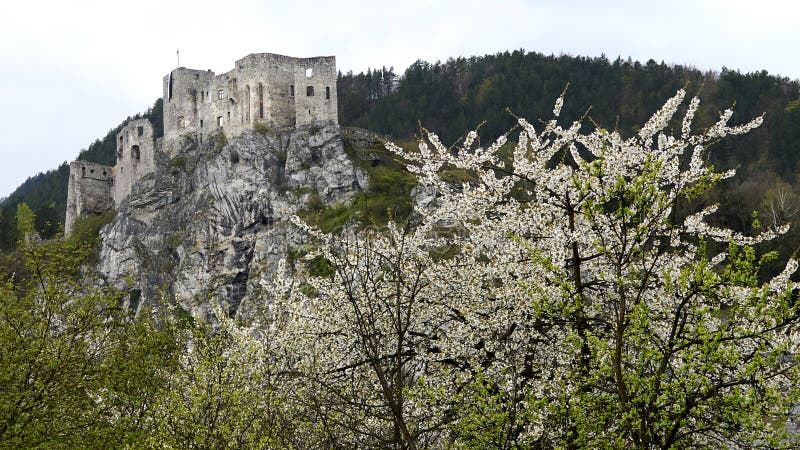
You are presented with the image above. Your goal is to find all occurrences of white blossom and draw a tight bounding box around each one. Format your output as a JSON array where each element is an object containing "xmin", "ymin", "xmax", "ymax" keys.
[{"xmin": 250, "ymin": 90, "xmax": 800, "ymax": 448}]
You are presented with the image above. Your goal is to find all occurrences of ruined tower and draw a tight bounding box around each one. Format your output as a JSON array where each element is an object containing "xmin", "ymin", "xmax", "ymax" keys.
[
  {"xmin": 64, "ymin": 119, "xmax": 157, "ymax": 235},
  {"xmin": 65, "ymin": 161, "xmax": 114, "ymax": 235},
  {"xmin": 113, "ymin": 118, "xmax": 156, "ymax": 205}
]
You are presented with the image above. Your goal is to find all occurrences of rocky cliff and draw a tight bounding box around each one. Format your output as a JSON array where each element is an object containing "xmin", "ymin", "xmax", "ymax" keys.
[{"xmin": 98, "ymin": 123, "xmax": 367, "ymax": 320}]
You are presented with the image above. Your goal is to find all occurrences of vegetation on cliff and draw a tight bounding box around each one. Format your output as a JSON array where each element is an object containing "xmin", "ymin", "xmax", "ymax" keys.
[{"xmin": 2, "ymin": 91, "xmax": 800, "ymax": 448}]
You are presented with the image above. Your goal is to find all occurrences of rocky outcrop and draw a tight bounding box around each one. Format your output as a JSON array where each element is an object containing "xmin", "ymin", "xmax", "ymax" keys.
[{"xmin": 98, "ymin": 122, "xmax": 365, "ymax": 319}]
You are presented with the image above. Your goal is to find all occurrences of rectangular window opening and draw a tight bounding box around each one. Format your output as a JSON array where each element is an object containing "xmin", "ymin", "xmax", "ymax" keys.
[
  {"xmin": 137, "ymin": 126, "xmax": 144, "ymax": 136},
  {"xmin": 168, "ymin": 73, "xmax": 173, "ymax": 102},
  {"xmin": 290, "ymin": 85, "xmax": 294, "ymax": 97},
  {"xmin": 325, "ymin": 86, "xmax": 330, "ymax": 99},
  {"xmin": 306, "ymin": 86, "xmax": 314, "ymax": 96}
]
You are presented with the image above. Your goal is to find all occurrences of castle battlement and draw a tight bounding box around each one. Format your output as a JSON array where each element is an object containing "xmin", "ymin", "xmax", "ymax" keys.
[{"xmin": 65, "ymin": 52, "xmax": 337, "ymax": 234}]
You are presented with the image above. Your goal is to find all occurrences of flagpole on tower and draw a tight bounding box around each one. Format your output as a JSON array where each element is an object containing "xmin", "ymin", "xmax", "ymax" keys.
[{"xmin": 177, "ymin": 49, "xmax": 180, "ymax": 68}]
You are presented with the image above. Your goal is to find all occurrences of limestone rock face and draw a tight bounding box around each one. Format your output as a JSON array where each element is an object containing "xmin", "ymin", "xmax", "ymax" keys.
[{"xmin": 98, "ymin": 123, "xmax": 365, "ymax": 319}]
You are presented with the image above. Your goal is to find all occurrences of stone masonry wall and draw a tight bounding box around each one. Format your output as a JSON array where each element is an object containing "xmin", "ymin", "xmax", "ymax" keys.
[
  {"xmin": 162, "ymin": 69, "xmax": 215, "ymax": 148},
  {"xmin": 162, "ymin": 53, "xmax": 337, "ymax": 152},
  {"xmin": 68, "ymin": 52, "xmax": 339, "ymax": 234},
  {"xmin": 292, "ymin": 56, "xmax": 338, "ymax": 126},
  {"xmin": 65, "ymin": 161, "xmax": 113, "ymax": 235},
  {"xmin": 114, "ymin": 119, "xmax": 156, "ymax": 206}
]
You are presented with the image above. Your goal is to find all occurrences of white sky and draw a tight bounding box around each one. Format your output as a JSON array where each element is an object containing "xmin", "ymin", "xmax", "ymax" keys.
[{"xmin": 1, "ymin": 0, "xmax": 798, "ymax": 198}]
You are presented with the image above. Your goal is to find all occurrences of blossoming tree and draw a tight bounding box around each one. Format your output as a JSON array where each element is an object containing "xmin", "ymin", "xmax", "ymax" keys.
[{"xmin": 270, "ymin": 90, "xmax": 800, "ymax": 448}]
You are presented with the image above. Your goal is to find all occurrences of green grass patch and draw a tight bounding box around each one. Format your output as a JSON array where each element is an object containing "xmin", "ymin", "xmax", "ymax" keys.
[
  {"xmin": 210, "ymin": 131, "xmax": 227, "ymax": 151},
  {"xmin": 301, "ymin": 202, "xmax": 358, "ymax": 234},
  {"xmin": 68, "ymin": 210, "xmax": 116, "ymax": 247},
  {"xmin": 170, "ymin": 156, "xmax": 188, "ymax": 171},
  {"xmin": 253, "ymin": 121, "xmax": 272, "ymax": 136},
  {"xmin": 300, "ymin": 137, "xmax": 418, "ymax": 233}
]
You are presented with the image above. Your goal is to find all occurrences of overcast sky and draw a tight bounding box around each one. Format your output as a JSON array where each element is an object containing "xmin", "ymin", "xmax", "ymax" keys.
[{"xmin": 1, "ymin": 0, "xmax": 798, "ymax": 198}]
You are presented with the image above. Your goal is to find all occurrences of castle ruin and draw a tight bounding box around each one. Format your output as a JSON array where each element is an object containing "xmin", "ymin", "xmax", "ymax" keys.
[
  {"xmin": 65, "ymin": 52, "xmax": 338, "ymax": 234},
  {"xmin": 163, "ymin": 53, "xmax": 337, "ymax": 149}
]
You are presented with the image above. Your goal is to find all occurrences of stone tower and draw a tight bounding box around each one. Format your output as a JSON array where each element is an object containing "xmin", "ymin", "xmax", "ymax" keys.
[
  {"xmin": 113, "ymin": 118, "xmax": 156, "ymax": 206},
  {"xmin": 64, "ymin": 119, "xmax": 157, "ymax": 235},
  {"xmin": 64, "ymin": 161, "xmax": 114, "ymax": 235}
]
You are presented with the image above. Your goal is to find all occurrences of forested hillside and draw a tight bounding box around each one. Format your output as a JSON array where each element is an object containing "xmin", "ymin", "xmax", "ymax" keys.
[
  {"xmin": 2, "ymin": 49, "xmax": 799, "ymax": 251},
  {"xmin": 338, "ymin": 51, "xmax": 800, "ymax": 235},
  {"xmin": 341, "ymin": 52, "xmax": 799, "ymax": 179}
]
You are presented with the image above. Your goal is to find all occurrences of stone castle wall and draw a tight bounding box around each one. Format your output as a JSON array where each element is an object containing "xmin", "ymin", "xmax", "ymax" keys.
[
  {"xmin": 67, "ymin": 52, "xmax": 338, "ymax": 234},
  {"xmin": 65, "ymin": 161, "xmax": 114, "ymax": 235},
  {"xmin": 162, "ymin": 53, "xmax": 338, "ymax": 151},
  {"xmin": 113, "ymin": 118, "xmax": 156, "ymax": 206},
  {"xmin": 64, "ymin": 120, "xmax": 157, "ymax": 234}
]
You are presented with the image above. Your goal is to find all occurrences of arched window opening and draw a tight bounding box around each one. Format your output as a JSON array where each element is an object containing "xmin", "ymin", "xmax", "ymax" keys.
[
  {"xmin": 131, "ymin": 145, "xmax": 140, "ymax": 161},
  {"xmin": 306, "ymin": 86, "xmax": 314, "ymax": 96},
  {"xmin": 81, "ymin": 166, "xmax": 86, "ymax": 177}
]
